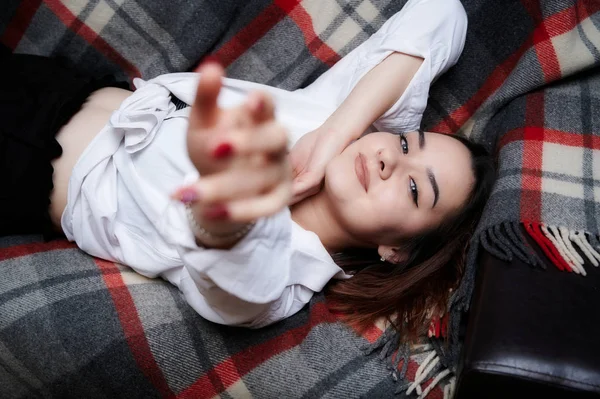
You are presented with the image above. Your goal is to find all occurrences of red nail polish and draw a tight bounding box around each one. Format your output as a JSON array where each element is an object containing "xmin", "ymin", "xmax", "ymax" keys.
[
  {"xmin": 212, "ymin": 143, "xmax": 233, "ymax": 159},
  {"xmin": 204, "ymin": 204, "xmax": 229, "ymax": 220},
  {"xmin": 255, "ymin": 96, "xmax": 264, "ymax": 114}
]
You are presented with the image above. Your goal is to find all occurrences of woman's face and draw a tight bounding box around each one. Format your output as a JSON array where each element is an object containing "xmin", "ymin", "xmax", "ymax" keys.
[{"xmin": 324, "ymin": 131, "xmax": 475, "ymax": 247}]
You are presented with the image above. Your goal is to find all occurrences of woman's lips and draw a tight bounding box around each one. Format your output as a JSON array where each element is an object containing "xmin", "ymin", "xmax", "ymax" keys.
[{"xmin": 355, "ymin": 153, "xmax": 369, "ymax": 192}]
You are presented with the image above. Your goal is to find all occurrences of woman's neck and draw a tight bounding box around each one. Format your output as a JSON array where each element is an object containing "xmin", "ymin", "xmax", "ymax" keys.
[{"xmin": 290, "ymin": 190, "xmax": 363, "ymax": 252}]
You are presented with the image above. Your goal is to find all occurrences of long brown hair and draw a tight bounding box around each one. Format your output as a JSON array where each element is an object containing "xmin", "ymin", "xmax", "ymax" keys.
[{"xmin": 327, "ymin": 133, "xmax": 495, "ymax": 341}]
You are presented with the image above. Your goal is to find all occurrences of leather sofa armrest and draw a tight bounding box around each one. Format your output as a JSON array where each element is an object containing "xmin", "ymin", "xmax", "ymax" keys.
[{"xmin": 455, "ymin": 245, "xmax": 600, "ymax": 399}]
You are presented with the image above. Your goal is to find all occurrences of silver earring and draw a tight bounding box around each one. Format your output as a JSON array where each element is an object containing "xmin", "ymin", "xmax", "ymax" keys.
[{"xmin": 380, "ymin": 256, "xmax": 386, "ymax": 262}]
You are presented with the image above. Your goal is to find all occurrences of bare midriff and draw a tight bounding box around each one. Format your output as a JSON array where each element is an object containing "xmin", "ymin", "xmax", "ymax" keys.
[{"xmin": 49, "ymin": 87, "xmax": 133, "ymax": 232}]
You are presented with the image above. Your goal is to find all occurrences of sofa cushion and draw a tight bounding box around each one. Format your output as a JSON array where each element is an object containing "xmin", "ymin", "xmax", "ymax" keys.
[{"xmin": 457, "ymin": 247, "xmax": 600, "ymax": 398}]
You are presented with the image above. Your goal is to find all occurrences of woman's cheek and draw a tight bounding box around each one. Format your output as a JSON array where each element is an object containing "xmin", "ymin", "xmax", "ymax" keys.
[
  {"xmin": 377, "ymin": 190, "xmax": 405, "ymax": 213},
  {"xmin": 371, "ymin": 194, "xmax": 404, "ymax": 229}
]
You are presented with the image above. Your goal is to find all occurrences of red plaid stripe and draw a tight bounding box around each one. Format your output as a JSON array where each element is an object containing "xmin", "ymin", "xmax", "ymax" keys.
[
  {"xmin": 213, "ymin": 2, "xmax": 292, "ymax": 67},
  {"xmin": 520, "ymin": 91, "xmax": 546, "ymax": 223},
  {"xmin": 95, "ymin": 258, "xmax": 175, "ymax": 398},
  {"xmin": 284, "ymin": 1, "xmax": 340, "ymax": 66},
  {"xmin": 0, "ymin": 240, "xmax": 76, "ymax": 262},
  {"xmin": 177, "ymin": 302, "xmax": 337, "ymax": 398},
  {"xmin": 432, "ymin": 0, "xmax": 600, "ymax": 134},
  {"xmin": 528, "ymin": 4, "xmax": 560, "ymax": 82},
  {"xmin": 42, "ymin": 0, "xmax": 140, "ymax": 79},
  {"xmin": 1, "ymin": 0, "xmax": 142, "ymax": 79},
  {"xmin": 213, "ymin": 0, "xmax": 339, "ymax": 69},
  {"xmin": 0, "ymin": 0, "xmax": 42, "ymax": 49}
]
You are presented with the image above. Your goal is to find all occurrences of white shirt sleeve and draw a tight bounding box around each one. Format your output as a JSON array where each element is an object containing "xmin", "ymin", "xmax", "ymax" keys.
[
  {"xmin": 173, "ymin": 206, "xmax": 346, "ymax": 328},
  {"xmin": 299, "ymin": 0, "xmax": 467, "ymax": 133}
]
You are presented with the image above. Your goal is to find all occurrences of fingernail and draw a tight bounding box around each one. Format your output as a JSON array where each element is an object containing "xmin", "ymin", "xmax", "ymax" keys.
[
  {"xmin": 174, "ymin": 187, "xmax": 199, "ymax": 204},
  {"xmin": 196, "ymin": 55, "xmax": 221, "ymax": 71},
  {"xmin": 212, "ymin": 142, "xmax": 234, "ymax": 159},
  {"xmin": 204, "ymin": 204, "xmax": 229, "ymax": 220}
]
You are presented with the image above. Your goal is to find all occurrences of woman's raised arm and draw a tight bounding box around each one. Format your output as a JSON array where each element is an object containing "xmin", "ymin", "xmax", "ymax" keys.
[
  {"xmin": 290, "ymin": 52, "xmax": 423, "ymax": 203},
  {"xmin": 289, "ymin": 0, "xmax": 467, "ymax": 204}
]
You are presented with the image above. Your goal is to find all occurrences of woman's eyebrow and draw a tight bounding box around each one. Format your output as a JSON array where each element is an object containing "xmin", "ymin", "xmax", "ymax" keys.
[
  {"xmin": 427, "ymin": 168, "xmax": 439, "ymax": 208},
  {"xmin": 417, "ymin": 130, "xmax": 438, "ymax": 207}
]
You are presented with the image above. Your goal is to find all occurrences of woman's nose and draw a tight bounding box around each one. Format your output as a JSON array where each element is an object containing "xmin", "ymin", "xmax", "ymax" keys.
[{"xmin": 377, "ymin": 148, "xmax": 398, "ymax": 180}]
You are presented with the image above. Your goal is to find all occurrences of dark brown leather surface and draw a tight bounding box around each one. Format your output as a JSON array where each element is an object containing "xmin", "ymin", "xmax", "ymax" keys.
[{"xmin": 457, "ymin": 247, "xmax": 600, "ymax": 398}]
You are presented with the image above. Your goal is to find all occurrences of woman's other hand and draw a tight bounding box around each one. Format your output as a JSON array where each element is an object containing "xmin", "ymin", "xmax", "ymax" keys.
[
  {"xmin": 174, "ymin": 63, "xmax": 291, "ymax": 244},
  {"xmin": 289, "ymin": 126, "xmax": 348, "ymax": 205}
]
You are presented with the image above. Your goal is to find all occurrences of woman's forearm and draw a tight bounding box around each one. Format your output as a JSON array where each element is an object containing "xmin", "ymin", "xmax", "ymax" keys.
[{"xmin": 322, "ymin": 52, "xmax": 423, "ymax": 142}]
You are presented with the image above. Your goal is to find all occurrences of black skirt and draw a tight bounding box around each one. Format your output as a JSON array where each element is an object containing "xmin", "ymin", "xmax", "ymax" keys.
[{"xmin": 0, "ymin": 53, "xmax": 127, "ymax": 238}]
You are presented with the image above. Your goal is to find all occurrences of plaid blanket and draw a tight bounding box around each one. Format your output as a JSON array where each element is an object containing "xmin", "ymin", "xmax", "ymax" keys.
[
  {"xmin": 1, "ymin": 0, "xmax": 600, "ymax": 397},
  {"xmin": 1, "ymin": 237, "xmax": 448, "ymax": 398}
]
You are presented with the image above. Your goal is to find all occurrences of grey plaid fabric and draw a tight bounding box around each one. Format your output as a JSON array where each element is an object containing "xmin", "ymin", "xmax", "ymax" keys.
[{"xmin": 0, "ymin": 237, "xmax": 435, "ymax": 398}]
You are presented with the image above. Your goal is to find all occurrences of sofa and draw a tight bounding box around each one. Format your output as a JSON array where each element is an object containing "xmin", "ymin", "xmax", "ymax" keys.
[{"xmin": 457, "ymin": 234, "xmax": 600, "ymax": 398}]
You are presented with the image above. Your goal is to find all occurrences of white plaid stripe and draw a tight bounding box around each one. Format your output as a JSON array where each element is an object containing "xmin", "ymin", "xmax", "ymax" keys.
[
  {"xmin": 551, "ymin": 16, "xmax": 600, "ymax": 76},
  {"xmin": 542, "ymin": 142, "xmax": 585, "ymax": 177}
]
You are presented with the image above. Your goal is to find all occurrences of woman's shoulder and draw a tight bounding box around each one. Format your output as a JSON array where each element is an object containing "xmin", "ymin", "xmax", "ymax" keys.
[{"xmin": 402, "ymin": 0, "xmax": 466, "ymax": 20}]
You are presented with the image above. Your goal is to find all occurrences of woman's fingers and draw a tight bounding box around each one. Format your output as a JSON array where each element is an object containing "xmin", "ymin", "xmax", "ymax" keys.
[
  {"xmin": 219, "ymin": 121, "xmax": 287, "ymax": 158},
  {"xmin": 226, "ymin": 182, "xmax": 292, "ymax": 223},
  {"xmin": 191, "ymin": 63, "xmax": 224, "ymax": 129},
  {"xmin": 246, "ymin": 90, "xmax": 275, "ymax": 124},
  {"xmin": 179, "ymin": 162, "xmax": 290, "ymax": 205},
  {"xmin": 173, "ymin": 176, "xmax": 291, "ymax": 223}
]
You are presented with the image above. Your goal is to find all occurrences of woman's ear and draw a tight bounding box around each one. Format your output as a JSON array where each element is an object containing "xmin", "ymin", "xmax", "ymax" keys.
[{"xmin": 378, "ymin": 245, "xmax": 409, "ymax": 264}]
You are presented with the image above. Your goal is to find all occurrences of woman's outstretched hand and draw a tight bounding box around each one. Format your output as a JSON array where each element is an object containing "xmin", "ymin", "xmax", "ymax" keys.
[
  {"xmin": 289, "ymin": 127, "xmax": 348, "ymax": 205},
  {"xmin": 173, "ymin": 63, "xmax": 291, "ymax": 244}
]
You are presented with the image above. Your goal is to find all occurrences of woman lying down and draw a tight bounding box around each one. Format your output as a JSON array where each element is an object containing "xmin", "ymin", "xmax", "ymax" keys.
[{"xmin": 3, "ymin": 0, "xmax": 494, "ymax": 337}]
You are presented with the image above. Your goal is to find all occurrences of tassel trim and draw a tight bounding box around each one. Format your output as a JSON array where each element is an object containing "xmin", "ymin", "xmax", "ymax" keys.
[
  {"xmin": 363, "ymin": 329, "xmax": 454, "ymax": 397},
  {"xmin": 529, "ymin": 222, "xmax": 600, "ymax": 274},
  {"xmin": 428, "ymin": 314, "xmax": 448, "ymax": 339},
  {"xmin": 479, "ymin": 221, "xmax": 599, "ymax": 275}
]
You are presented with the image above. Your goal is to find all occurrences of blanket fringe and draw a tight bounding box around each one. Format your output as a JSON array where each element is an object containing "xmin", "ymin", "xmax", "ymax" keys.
[
  {"xmin": 526, "ymin": 222, "xmax": 600, "ymax": 275},
  {"xmin": 480, "ymin": 221, "xmax": 599, "ymax": 275},
  {"xmin": 363, "ymin": 330, "xmax": 454, "ymax": 398},
  {"xmin": 479, "ymin": 221, "xmax": 544, "ymax": 266},
  {"xmin": 404, "ymin": 345, "xmax": 455, "ymax": 399}
]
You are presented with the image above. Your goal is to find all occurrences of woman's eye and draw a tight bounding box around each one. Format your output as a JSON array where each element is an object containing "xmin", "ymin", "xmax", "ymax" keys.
[
  {"xmin": 400, "ymin": 135, "xmax": 409, "ymax": 154},
  {"xmin": 410, "ymin": 177, "xmax": 419, "ymax": 207}
]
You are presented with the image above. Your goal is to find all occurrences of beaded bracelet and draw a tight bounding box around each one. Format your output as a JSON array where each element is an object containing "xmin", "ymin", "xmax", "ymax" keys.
[{"xmin": 185, "ymin": 204, "xmax": 255, "ymax": 242}]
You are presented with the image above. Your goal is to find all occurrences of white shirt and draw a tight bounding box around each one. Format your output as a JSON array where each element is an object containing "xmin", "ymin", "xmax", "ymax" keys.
[{"xmin": 62, "ymin": 0, "xmax": 467, "ymax": 328}]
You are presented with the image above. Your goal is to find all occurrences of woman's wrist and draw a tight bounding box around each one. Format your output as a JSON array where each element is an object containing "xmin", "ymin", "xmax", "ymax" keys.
[
  {"xmin": 317, "ymin": 122, "xmax": 361, "ymax": 150},
  {"xmin": 186, "ymin": 204, "xmax": 254, "ymax": 249},
  {"xmin": 320, "ymin": 53, "xmax": 425, "ymax": 142}
]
